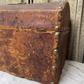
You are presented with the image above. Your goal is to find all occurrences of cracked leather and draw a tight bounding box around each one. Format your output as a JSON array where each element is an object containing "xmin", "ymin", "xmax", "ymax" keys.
[{"xmin": 0, "ymin": 1, "xmax": 70, "ymax": 84}]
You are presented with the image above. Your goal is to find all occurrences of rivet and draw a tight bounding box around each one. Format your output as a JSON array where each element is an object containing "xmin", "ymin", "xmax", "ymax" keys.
[
  {"xmin": 55, "ymin": 26, "xmax": 59, "ymax": 31},
  {"xmin": 55, "ymin": 32, "xmax": 60, "ymax": 37},
  {"xmin": 58, "ymin": 6, "xmax": 62, "ymax": 9},
  {"xmin": 53, "ymin": 49, "xmax": 58, "ymax": 54},
  {"xmin": 51, "ymin": 82, "xmax": 55, "ymax": 84},
  {"xmin": 52, "ymin": 66, "xmax": 56, "ymax": 71}
]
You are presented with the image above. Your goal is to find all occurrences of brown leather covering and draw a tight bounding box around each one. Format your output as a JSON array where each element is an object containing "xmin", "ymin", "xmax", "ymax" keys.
[{"xmin": 0, "ymin": 2, "xmax": 70, "ymax": 84}]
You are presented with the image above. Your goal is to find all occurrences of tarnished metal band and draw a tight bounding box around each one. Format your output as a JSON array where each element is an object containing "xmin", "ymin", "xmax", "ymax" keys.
[
  {"xmin": 62, "ymin": 27, "xmax": 70, "ymax": 31},
  {"xmin": 62, "ymin": 31, "xmax": 69, "ymax": 35}
]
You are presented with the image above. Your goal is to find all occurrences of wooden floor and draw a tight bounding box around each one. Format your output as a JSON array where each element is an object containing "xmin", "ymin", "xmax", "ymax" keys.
[{"xmin": 0, "ymin": 60, "xmax": 84, "ymax": 84}]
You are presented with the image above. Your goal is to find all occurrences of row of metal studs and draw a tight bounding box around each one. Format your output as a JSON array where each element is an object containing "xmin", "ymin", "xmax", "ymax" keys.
[
  {"xmin": 51, "ymin": 25, "xmax": 69, "ymax": 84},
  {"xmin": 51, "ymin": 2, "xmax": 69, "ymax": 83},
  {"xmin": 51, "ymin": 26, "xmax": 60, "ymax": 84},
  {"xmin": 51, "ymin": 3, "xmax": 63, "ymax": 83}
]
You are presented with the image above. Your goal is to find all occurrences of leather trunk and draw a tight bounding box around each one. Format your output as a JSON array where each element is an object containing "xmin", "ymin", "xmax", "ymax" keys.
[{"xmin": 0, "ymin": 1, "xmax": 70, "ymax": 84}]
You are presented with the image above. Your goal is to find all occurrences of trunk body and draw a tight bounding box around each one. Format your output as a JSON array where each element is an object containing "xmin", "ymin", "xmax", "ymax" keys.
[{"xmin": 0, "ymin": 2, "xmax": 70, "ymax": 84}]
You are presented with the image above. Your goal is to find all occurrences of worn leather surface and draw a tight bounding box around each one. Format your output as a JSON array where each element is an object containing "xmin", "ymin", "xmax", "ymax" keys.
[{"xmin": 0, "ymin": 1, "xmax": 70, "ymax": 84}]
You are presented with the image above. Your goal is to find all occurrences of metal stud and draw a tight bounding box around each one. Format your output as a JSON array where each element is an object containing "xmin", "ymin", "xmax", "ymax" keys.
[
  {"xmin": 55, "ymin": 26, "xmax": 59, "ymax": 31},
  {"xmin": 53, "ymin": 49, "xmax": 58, "ymax": 54},
  {"xmin": 51, "ymin": 82, "xmax": 55, "ymax": 84},
  {"xmin": 52, "ymin": 66, "xmax": 56, "ymax": 71},
  {"xmin": 55, "ymin": 32, "xmax": 60, "ymax": 37},
  {"xmin": 58, "ymin": 6, "xmax": 62, "ymax": 9}
]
